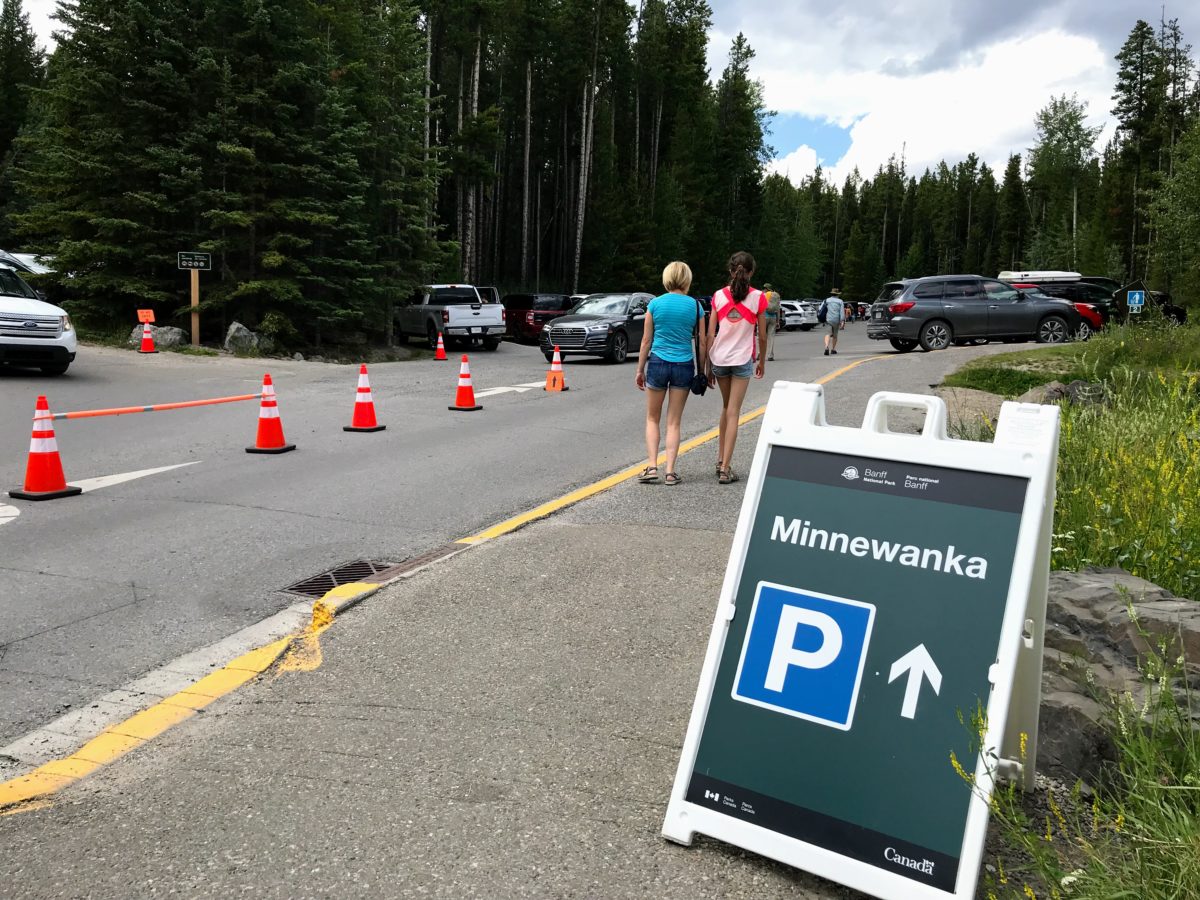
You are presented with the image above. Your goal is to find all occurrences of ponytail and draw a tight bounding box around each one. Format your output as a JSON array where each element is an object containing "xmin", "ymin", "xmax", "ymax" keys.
[{"xmin": 727, "ymin": 251, "xmax": 755, "ymax": 302}]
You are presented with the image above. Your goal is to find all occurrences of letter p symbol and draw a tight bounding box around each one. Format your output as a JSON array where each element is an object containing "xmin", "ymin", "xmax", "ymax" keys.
[{"xmin": 765, "ymin": 606, "xmax": 843, "ymax": 691}]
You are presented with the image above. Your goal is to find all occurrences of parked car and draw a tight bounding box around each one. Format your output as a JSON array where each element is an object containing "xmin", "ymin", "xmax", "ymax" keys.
[
  {"xmin": 867, "ymin": 275, "xmax": 1082, "ymax": 352},
  {"xmin": 999, "ymin": 270, "xmax": 1119, "ymax": 323},
  {"xmin": 1010, "ymin": 283, "xmax": 1102, "ymax": 340},
  {"xmin": 540, "ymin": 291, "xmax": 652, "ymax": 363},
  {"xmin": 779, "ymin": 300, "xmax": 817, "ymax": 331},
  {"xmin": 0, "ymin": 249, "xmax": 54, "ymax": 275},
  {"xmin": 395, "ymin": 284, "xmax": 505, "ymax": 351},
  {"xmin": 0, "ymin": 263, "xmax": 77, "ymax": 375},
  {"xmin": 502, "ymin": 293, "xmax": 575, "ymax": 343}
]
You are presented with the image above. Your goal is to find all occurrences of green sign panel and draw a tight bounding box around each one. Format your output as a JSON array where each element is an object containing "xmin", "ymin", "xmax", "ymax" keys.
[
  {"xmin": 672, "ymin": 442, "xmax": 1038, "ymax": 896},
  {"xmin": 177, "ymin": 251, "xmax": 212, "ymax": 271}
]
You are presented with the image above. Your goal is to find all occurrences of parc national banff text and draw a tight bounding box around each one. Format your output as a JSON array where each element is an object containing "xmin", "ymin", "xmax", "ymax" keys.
[{"xmin": 770, "ymin": 517, "xmax": 990, "ymax": 580}]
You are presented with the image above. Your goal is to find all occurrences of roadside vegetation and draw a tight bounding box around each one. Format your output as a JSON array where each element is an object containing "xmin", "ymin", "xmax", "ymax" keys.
[{"xmin": 945, "ymin": 321, "xmax": 1200, "ymax": 898}]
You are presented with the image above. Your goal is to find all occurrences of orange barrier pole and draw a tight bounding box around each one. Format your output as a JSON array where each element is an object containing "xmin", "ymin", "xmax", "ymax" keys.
[{"xmin": 38, "ymin": 393, "xmax": 265, "ymax": 422}]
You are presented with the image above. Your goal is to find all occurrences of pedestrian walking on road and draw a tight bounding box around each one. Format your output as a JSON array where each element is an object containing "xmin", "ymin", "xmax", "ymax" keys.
[
  {"xmin": 635, "ymin": 261, "xmax": 707, "ymax": 486},
  {"xmin": 763, "ymin": 283, "xmax": 781, "ymax": 360},
  {"xmin": 706, "ymin": 251, "xmax": 767, "ymax": 485},
  {"xmin": 821, "ymin": 288, "xmax": 846, "ymax": 356}
]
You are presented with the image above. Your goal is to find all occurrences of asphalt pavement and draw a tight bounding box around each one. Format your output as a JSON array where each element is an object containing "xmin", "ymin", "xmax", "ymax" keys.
[{"xmin": 0, "ymin": 328, "xmax": 1029, "ymax": 898}]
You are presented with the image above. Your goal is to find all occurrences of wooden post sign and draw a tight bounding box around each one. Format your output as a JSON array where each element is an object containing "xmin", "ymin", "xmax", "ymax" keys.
[
  {"xmin": 177, "ymin": 252, "xmax": 212, "ymax": 347},
  {"xmin": 663, "ymin": 383, "xmax": 1059, "ymax": 899}
]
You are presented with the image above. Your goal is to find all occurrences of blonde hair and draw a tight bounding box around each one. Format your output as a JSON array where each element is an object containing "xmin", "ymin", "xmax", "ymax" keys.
[{"xmin": 662, "ymin": 261, "xmax": 693, "ymax": 293}]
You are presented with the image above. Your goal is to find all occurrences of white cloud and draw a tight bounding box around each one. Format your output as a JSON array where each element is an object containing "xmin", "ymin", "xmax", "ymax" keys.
[
  {"xmin": 25, "ymin": 0, "xmax": 56, "ymax": 49},
  {"xmin": 767, "ymin": 144, "xmax": 820, "ymax": 182},
  {"xmin": 710, "ymin": 21, "xmax": 1114, "ymax": 188}
]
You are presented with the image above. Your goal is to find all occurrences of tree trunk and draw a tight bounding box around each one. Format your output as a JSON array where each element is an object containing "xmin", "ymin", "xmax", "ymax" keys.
[
  {"xmin": 456, "ymin": 54, "xmax": 464, "ymax": 270},
  {"xmin": 522, "ymin": 60, "xmax": 532, "ymax": 287},
  {"xmin": 572, "ymin": 81, "xmax": 592, "ymax": 294},
  {"xmin": 649, "ymin": 94, "xmax": 662, "ymax": 214},
  {"xmin": 463, "ymin": 26, "xmax": 482, "ymax": 282}
]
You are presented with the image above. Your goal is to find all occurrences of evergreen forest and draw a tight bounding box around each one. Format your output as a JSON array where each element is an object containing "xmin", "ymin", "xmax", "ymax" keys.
[{"xmin": 0, "ymin": 1, "xmax": 1198, "ymax": 347}]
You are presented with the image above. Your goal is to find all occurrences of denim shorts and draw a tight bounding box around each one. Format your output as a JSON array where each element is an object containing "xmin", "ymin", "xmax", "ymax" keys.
[
  {"xmin": 645, "ymin": 353, "xmax": 694, "ymax": 390},
  {"xmin": 711, "ymin": 360, "xmax": 754, "ymax": 379}
]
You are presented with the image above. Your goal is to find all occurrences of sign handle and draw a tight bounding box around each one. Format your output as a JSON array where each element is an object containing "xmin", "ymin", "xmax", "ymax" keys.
[
  {"xmin": 190, "ymin": 268, "xmax": 200, "ymax": 347},
  {"xmin": 861, "ymin": 392, "xmax": 948, "ymax": 440}
]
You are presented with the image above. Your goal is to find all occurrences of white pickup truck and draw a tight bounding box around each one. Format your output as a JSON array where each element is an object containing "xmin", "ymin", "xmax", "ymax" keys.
[
  {"xmin": 0, "ymin": 263, "xmax": 77, "ymax": 375},
  {"xmin": 396, "ymin": 284, "xmax": 506, "ymax": 351}
]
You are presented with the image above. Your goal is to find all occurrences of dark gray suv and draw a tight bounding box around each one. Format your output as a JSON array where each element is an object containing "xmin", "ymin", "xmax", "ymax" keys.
[{"xmin": 867, "ymin": 276, "xmax": 1083, "ymax": 352}]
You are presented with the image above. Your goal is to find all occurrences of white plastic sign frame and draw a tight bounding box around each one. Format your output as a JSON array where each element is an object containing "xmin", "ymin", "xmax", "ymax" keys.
[{"xmin": 662, "ymin": 382, "xmax": 1060, "ymax": 900}]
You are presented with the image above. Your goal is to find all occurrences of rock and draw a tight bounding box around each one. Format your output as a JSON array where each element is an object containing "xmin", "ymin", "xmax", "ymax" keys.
[
  {"xmin": 1037, "ymin": 567, "xmax": 1199, "ymax": 785},
  {"xmin": 1016, "ymin": 380, "xmax": 1070, "ymax": 405},
  {"xmin": 934, "ymin": 385, "xmax": 1005, "ymax": 433},
  {"xmin": 127, "ymin": 324, "xmax": 188, "ymax": 349},
  {"xmin": 224, "ymin": 321, "xmax": 260, "ymax": 355},
  {"xmin": 1015, "ymin": 380, "xmax": 1106, "ymax": 407},
  {"xmin": 292, "ymin": 352, "xmax": 304, "ymax": 362}
]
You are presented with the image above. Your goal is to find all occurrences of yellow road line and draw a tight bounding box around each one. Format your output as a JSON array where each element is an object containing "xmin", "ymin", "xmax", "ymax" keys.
[
  {"xmin": 0, "ymin": 635, "xmax": 293, "ymax": 811},
  {"xmin": 457, "ymin": 355, "xmax": 888, "ymax": 545}
]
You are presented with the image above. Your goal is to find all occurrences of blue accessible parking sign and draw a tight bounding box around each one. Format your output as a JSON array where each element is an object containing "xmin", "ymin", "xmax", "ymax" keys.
[{"xmin": 732, "ymin": 583, "xmax": 875, "ymax": 731}]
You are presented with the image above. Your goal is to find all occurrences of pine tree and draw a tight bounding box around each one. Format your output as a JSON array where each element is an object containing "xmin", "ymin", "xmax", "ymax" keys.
[{"xmin": 0, "ymin": 0, "xmax": 42, "ymax": 162}]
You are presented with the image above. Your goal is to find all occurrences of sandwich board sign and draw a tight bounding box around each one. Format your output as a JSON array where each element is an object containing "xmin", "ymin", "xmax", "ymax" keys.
[{"xmin": 663, "ymin": 384, "xmax": 1059, "ymax": 899}]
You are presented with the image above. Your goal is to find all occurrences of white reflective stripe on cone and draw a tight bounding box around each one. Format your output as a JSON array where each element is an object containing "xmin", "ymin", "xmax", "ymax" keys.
[
  {"xmin": 29, "ymin": 437, "xmax": 59, "ymax": 453},
  {"xmin": 356, "ymin": 393, "xmax": 373, "ymax": 403},
  {"xmin": 258, "ymin": 407, "xmax": 280, "ymax": 419},
  {"xmin": 358, "ymin": 375, "xmax": 370, "ymax": 388}
]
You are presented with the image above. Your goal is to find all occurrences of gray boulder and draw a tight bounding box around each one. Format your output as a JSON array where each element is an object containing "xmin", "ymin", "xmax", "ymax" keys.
[
  {"xmin": 1038, "ymin": 568, "xmax": 1198, "ymax": 785},
  {"xmin": 1016, "ymin": 379, "xmax": 1107, "ymax": 407},
  {"xmin": 224, "ymin": 321, "xmax": 260, "ymax": 355},
  {"xmin": 127, "ymin": 324, "xmax": 188, "ymax": 349}
]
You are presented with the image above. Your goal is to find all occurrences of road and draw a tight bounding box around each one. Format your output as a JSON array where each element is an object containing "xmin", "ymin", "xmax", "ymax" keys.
[{"xmin": 0, "ymin": 326, "xmax": 1008, "ymax": 747}]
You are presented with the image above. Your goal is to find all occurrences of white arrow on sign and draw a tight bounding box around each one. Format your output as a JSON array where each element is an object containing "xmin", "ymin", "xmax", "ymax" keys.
[
  {"xmin": 472, "ymin": 386, "xmax": 533, "ymax": 399},
  {"xmin": 888, "ymin": 644, "xmax": 942, "ymax": 719}
]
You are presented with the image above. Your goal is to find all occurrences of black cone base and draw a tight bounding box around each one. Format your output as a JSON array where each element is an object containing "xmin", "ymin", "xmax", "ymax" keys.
[
  {"xmin": 448, "ymin": 405, "xmax": 483, "ymax": 412},
  {"xmin": 9, "ymin": 484, "xmax": 83, "ymax": 501},
  {"xmin": 343, "ymin": 425, "xmax": 386, "ymax": 432},
  {"xmin": 246, "ymin": 444, "xmax": 297, "ymax": 454}
]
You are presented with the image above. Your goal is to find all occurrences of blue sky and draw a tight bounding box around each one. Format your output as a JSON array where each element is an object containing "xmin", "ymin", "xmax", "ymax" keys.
[{"xmin": 765, "ymin": 114, "xmax": 853, "ymax": 175}]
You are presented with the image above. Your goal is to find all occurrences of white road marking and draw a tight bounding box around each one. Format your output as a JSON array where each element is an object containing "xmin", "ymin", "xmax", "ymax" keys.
[
  {"xmin": 0, "ymin": 503, "xmax": 20, "ymax": 527},
  {"xmin": 473, "ymin": 386, "xmax": 533, "ymax": 399},
  {"xmin": 71, "ymin": 462, "xmax": 202, "ymax": 493},
  {"xmin": 515, "ymin": 381, "xmax": 547, "ymax": 388}
]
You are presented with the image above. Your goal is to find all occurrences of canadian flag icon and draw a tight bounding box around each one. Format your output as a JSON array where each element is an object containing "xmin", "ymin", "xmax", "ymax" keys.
[{"xmin": 704, "ymin": 790, "xmax": 720, "ymax": 802}]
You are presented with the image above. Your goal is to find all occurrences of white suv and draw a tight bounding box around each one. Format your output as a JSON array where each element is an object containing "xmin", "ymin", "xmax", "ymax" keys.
[{"xmin": 0, "ymin": 264, "xmax": 77, "ymax": 375}]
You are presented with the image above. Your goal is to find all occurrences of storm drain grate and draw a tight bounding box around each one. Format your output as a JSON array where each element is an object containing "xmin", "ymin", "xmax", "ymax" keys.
[{"xmin": 283, "ymin": 559, "xmax": 399, "ymax": 598}]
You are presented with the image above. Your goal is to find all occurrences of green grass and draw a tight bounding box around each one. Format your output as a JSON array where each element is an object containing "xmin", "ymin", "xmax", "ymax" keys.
[{"xmin": 165, "ymin": 344, "xmax": 218, "ymax": 356}]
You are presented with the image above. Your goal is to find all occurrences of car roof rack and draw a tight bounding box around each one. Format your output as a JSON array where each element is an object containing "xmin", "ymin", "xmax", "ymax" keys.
[{"xmin": 998, "ymin": 270, "xmax": 1081, "ymax": 283}]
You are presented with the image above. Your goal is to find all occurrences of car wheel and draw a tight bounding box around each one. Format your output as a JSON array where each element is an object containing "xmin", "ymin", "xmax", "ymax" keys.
[
  {"xmin": 1037, "ymin": 315, "xmax": 1069, "ymax": 344},
  {"xmin": 888, "ymin": 337, "xmax": 917, "ymax": 353},
  {"xmin": 607, "ymin": 331, "xmax": 629, "ymax": 364},
  {"xmin": 426, "ymin": 324, "xmax": 439, "ymax": 350},
  {"xmin": 40, "ymin": 363, "xmax": 69, "ymax": 375},
  {"xmin": 918, "ymin": 320, "xmax": 952, "ymax": 352},
  {"xmin": 1076, "ymin": 320, "xmax": 1093, "ymax": 341},
  {"xmin": 482, "ymin": 338, "xmax": 500, "ymax": 351},
  {"xmin": 800, "ymin": 324, "xmax": 813, "ymax": 331}
]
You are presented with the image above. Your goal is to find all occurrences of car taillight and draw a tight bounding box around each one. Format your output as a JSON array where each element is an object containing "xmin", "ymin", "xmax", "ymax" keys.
[
  {"xmin": 441, "ymin": 309, "xmax": 449, "ymax": 324},
  {"xmin": 889, "ymin": 301, "xmax": 916, "ymax": 315}
]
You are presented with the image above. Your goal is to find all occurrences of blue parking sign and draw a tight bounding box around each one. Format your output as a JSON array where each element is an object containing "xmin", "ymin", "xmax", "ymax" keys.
[{"xmin": 732, "ymin": 583, "xmax": 875, "ymax": 730}]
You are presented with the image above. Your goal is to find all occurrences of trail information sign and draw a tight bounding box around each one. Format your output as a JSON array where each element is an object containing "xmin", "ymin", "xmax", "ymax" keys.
[
  {"xmin": 664, "ymin": 386, "xmax": 1059, "ymax": 899},
  {"xmin": 177, "ymin": 252, "xmax": 211, "ymax": 271}
]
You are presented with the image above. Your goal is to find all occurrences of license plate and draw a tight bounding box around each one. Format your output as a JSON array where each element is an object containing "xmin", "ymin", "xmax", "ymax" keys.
[
  {"xmin": 874, "ymin": 311, "xmax": 882, "ymax": 319},
  {"xmin": 470, "ymin": 327, "xmax": 480, "ymax": 334}
]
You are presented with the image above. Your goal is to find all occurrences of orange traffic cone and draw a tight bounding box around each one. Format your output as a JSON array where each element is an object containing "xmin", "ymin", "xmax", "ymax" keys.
[
  {"xmin": 544, "ymin": 346, "xmax": 569, "ymax": 392},
  {"xmin": 448, "ymin": 355, "xmax": 482, "ymax": 412},
  {"xmin": 434, "ymin": 332, "xmax": 448, "ymax": 361},
  {"xmin": 9, "ymin": 396, "xmax": 82, "ymax": 501},
  {"xmin": 137, "ymin": 322, "xmax": 158, "ymax": 354},
  {"xmin": 246, "ymin": 374, "xmax": 296, "ymax": 454},
  {"xmin": 344, "ymin": 364, "xmax": 385, "ymax": 433}
]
